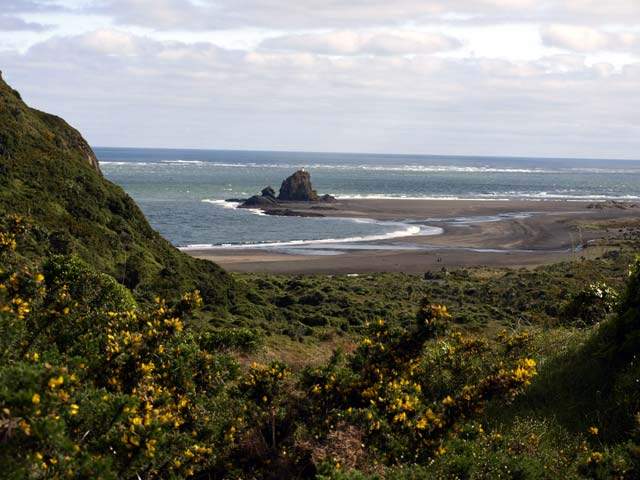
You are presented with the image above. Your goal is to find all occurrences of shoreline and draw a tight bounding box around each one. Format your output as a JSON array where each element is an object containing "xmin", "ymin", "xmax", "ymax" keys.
[{"xmin": 185, "ymin": 198, "xmax": 639, "ymax": 274}]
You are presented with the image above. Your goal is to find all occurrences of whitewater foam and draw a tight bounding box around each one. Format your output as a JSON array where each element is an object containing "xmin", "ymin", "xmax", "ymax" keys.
[
  {"xmin": 179, "ymin": 222, "xmax": 441, "ymax": 251},
  {"xmin": 202, "ymin": 199, "xmax": 240, "ymax": 209},
  {"xmin": 100, "ymin": 160, "xmax": 640, "ymax": 175}
]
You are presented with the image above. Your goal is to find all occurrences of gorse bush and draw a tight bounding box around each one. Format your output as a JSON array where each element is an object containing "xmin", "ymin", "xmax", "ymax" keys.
[
  {"xmin": 0, "ymin": 216, "xmax": 239, "ymax": 478},
  {"xmin": 3, "ymin": 215, "xmax": 640, "ymax": 479},
  {"xmin": 295, "ymin": 303, "xmax": 537, "ymax": 472}
]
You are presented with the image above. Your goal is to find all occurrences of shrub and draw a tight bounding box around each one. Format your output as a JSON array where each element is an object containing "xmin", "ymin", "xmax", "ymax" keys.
[
  {"xmin": 561, "ymin": 281, "xmax": 619, "ymax": 326},
  {"xmin": 0, "ymin": 221, "xmax": 240, "ymax": 478},
  {"xmin": 200, "ymin": 327, "xmax": 263, "ymax": 353}
]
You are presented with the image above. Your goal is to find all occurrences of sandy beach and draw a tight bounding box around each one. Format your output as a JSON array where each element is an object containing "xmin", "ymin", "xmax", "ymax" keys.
[{"xmin": 186, "ymin": 199, "xmax": 639, "ymax": 274}]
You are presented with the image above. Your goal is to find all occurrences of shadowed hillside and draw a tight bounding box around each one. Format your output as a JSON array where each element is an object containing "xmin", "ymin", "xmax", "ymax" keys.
[{"xmin": 0, "ymin": 72, "xmax": 234, "ymax": 308}]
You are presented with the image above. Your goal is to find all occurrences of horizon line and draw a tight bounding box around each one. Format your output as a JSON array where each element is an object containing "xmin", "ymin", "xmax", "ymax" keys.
[{"xmin": 90, "ymin": 145, "xmax": 640, "ymax": 163}]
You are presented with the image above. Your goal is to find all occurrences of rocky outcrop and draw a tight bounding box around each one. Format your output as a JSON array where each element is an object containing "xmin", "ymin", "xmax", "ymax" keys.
[
  {"xmin": 242, "ymin": 194, "xmax": 278, "ymax": 208},
  {"xmin": 319, "ymin": 193, "xmax": 336, "ymax": 202},
  {"xmin": 277, "ymin": 170, "xmax": 319, "ymax": 201},
  {"xmin": 261, "ymin": 186, "xmax": 276, "ymax": 199},
  {"xmin": 238, "ymin": 170, "xmax": 335, "ymax": 210},
  {"xmin": 263, "ymin": 209, "xmax": 325, "ymax": 218}
]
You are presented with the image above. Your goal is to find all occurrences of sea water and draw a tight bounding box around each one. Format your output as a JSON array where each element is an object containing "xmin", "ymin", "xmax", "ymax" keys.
[{"xmin": 97, "ymin": 148, "xmax": 640, "ymax": 250}]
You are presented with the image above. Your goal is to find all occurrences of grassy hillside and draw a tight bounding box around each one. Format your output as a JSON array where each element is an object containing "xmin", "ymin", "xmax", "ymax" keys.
[
  {"xmin": 2, "ymin": 216, "xmax": 639, "ymax": 479},
  {"xmin": 0, "ymin": 72, "xmax": 234, "ymax": 309},
  {"xmin": 1, "ymin": 71, "xmax": 639, "ymax": 478}
]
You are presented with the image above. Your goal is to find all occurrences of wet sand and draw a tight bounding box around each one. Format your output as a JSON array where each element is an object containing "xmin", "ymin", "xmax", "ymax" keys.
[{"xmin": 186, "ymin": 199, "xmax": 639, "ymax": 274}]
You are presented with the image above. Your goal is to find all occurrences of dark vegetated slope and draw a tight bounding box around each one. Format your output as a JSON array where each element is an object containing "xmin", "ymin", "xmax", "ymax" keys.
[
  {"xmin": 241, "ymin": 254, "xmax": 632, "ymax": 335},
  {"xmin": 0, "ymin": 72, "xmax": 234, "ymax": 309},
  {"xmin": 507, "ymin": 257, "xmax": 640, "ymax": 441}
]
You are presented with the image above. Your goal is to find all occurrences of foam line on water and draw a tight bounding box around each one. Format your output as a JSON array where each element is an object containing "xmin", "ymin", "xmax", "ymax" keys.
[
  {"xmin": 179, "ymin": 221, "xmax": 441, "ymax": 251},
  {"xmin": 201, "ymin": 199, "xmax": 266, "ymax": 216},
  {"xmin": 100, "ymin": 160, "xmax": 640, "ymax": 175}
]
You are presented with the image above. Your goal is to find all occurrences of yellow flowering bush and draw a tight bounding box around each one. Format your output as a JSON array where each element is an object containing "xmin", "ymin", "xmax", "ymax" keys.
[
  {"xmin": 295, "ymin": 299, "xmax": 538, "ymax": 466},
  {"xmin": 0, "ymin": 219, "xmax": 240, "ymax": 479}
]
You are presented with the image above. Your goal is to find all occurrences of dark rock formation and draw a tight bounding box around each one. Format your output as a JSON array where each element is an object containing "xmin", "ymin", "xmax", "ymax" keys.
[
  {"xmin": 319, "ymin": 193, "xmax": 336, "ymax": 202},
  {"xmin": 261, "ymin": 186, "xmax": 276, "ymax": 199},
  {"xmin": 239, "ymin": 170, "xmax": 335, "ymax": 210},
  {"xmin": 277, "ymin": 170, "xmax": 319, "ymax": 201},
  {"xmin": 263, "ymin": 209, "xmax": 325, "ymax": 218},
  {"xmin": 241, "ymin": 194, "xmax": 278, "ymax": 208}
]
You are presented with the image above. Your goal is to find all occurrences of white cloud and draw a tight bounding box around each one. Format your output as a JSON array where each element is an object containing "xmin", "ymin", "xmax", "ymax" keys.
[
  {"xmin": 0, "ymin": 15, "xmax": 51, "ymax": 31},
  {"xmin": 260, "ymin": 31, "xmax": 462, "ymax": 56},
  {"xmin": 78, "ymin": 29, "xmax": 140, "ymax": 55},
  {"xmin": 542, "ymin": 25, "xmax": 640, "ymax": 53},
  {"xmin": 88, "ymin": 0, "xmax": 640, "ymax": 30},
  {"xmin": 2, "ymin": 29, "xmax": 639, "ymax": 158},
  {"xmin": 0, "ymin": 1, "xmax": 639, "ymax": 158}
]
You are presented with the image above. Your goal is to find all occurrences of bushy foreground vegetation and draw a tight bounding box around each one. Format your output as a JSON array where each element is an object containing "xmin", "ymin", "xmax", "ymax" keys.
[{"xmin": 2, "ymin": 215, "xmax": 640, "ymax": 479}]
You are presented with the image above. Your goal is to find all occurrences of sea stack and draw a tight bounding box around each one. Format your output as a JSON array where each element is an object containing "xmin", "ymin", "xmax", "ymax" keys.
[
  {"xmin": 277, "ymin": 170, "xmax": 319, "ymax": 201},
  {"xmin": 237, "ymin": 170, "xmax": 335, "ymax": 210}
]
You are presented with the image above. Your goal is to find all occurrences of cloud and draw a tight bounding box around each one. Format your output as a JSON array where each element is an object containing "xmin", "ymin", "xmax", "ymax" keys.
[
  {"xmin": 0, "ymin": 0, "xmax": 60, "ymax": 31},
  {"xmin": 2, "ymin": 0, "xmax": 64, "ymax": 13},
  {"xmin": 260, "ymin": 31, "xmax": 462, "ymax": 56},
  {"xmin": 1, "ymin": 29, "xmax": 639, "ymax": 158},
  {"xmin": 88, "ymin": 0, "xmax": 640, "ymax": 31},
  {"xmin": 541, "ymin": 25, "xmax": 640, "ymax": 53},
  {"xmin": 3, "ymin": 0, "xmax": 640, "ymax": 31},
  {"xmin": 0, "ymin": 15, "xmax": 51, "ymax": 31}
]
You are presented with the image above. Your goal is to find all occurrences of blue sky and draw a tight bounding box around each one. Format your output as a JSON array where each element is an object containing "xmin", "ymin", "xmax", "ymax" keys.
[{"xmin": 1, "ymin": 0, "xmax": 639, "ymax": 159}]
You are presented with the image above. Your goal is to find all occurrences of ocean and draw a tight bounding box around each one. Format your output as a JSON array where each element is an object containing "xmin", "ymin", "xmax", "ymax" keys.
[{"xmin": 96, "ymin": 148, "xmax": 640, "ymax": 251}]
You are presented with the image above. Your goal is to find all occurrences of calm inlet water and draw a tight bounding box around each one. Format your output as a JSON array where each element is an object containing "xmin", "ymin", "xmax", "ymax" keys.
[{"xmin": 97, "ymin": 148, "xmax": 640, "ymax": 250}]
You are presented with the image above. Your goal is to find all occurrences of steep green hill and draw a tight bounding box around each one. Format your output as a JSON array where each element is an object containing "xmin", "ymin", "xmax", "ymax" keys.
[{"xmin": 0, "ymin": 72, "xmax": 234, "ymax": 308}]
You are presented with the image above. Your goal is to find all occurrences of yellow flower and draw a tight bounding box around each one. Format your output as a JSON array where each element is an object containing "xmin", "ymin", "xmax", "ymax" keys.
[
  {"xmin": 442, "ymin": 395, "xmax": 455, "ymax": 406},
  {"xmin": 588, "ymin": 426, "xmax": 599, "ymax": 435},
  {"xmin": 31, "ymin": 393, "xmax": 41, "ymax": 405},
  {"xmin": 140, "ymin": 362, "xmax": 155, "ymax": 375},
  {"xmin": 69, "ymin": 404, "xmax": 79, "ymax": 416},
  {"xmin": 19, "ymin": 420, "xmax": 32, "ymax": 435},
  {"xmin": 393, "ymin": 412, "xmax": 407, "ymax": 423},
  {"xmin": 35, "ymin": 273, "xmax": 45, "ymax": 283},
  {"xmin": 588, "ymin": 452, "xmax": 604, "ymax": 464},
  {"xmin": 48, "ymin": 376, "xmax": 64, "ymax": 389}
]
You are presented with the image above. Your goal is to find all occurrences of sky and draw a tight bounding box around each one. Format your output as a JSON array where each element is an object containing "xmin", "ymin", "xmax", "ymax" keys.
[{"xmin": 1, "ymin": 1, "xmax": 639, "ymax": 159}]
